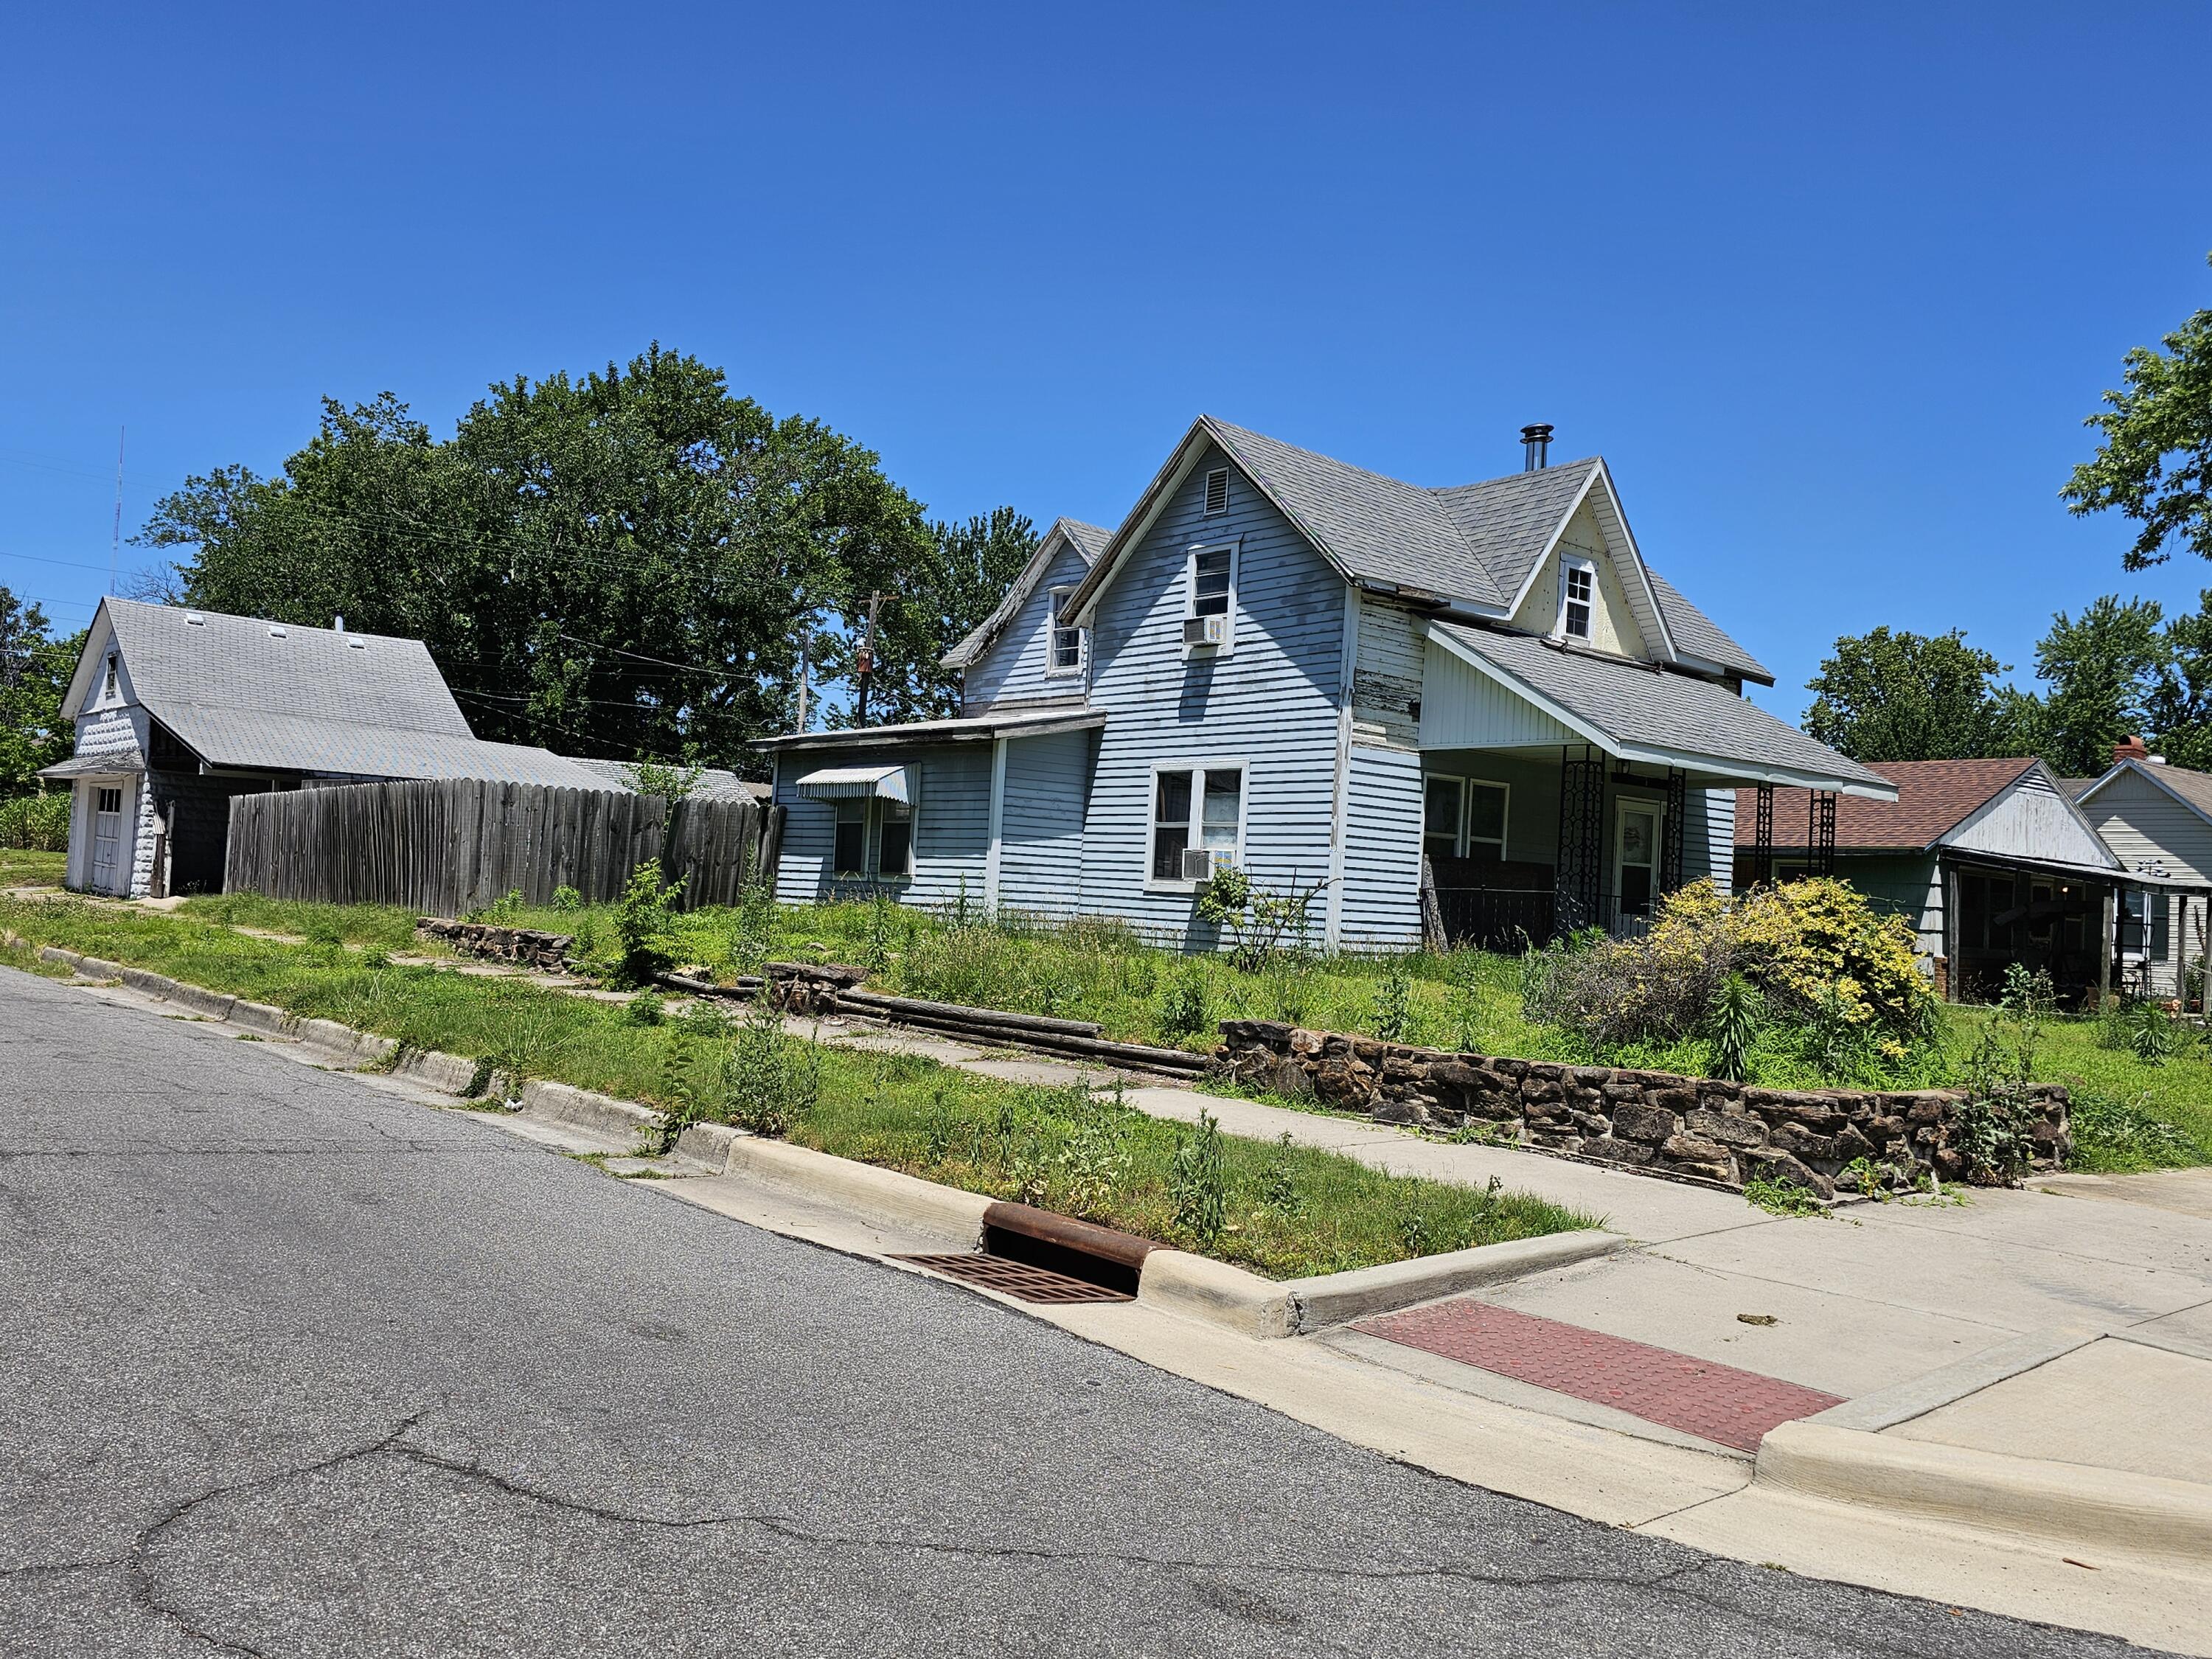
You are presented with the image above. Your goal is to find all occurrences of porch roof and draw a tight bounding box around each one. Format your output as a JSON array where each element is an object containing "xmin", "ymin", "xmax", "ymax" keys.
[
  {"xmin": 37, "ymin": 748, "xmax": 146, "ymax": 780},
  {"xmin": 1425, "ymin": 622, "xmax": 1896, "ymax": 799}
]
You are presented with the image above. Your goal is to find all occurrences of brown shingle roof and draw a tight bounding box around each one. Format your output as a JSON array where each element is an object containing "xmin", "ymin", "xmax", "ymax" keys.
[{"xmin": 1733, "ymin": 758, "xmax": 2039, "ymax": 852}]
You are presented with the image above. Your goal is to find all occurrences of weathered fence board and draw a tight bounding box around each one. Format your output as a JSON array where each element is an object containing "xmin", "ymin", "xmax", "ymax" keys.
[{"xmin": 223, "ymin": 779, "xmax": 782, "ymax": 913}]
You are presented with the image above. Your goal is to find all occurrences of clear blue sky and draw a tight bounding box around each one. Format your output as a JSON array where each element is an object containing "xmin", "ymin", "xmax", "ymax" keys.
[{"xmin": 4, "ymin": 1, "xmax": 2208, "ymax": 722}]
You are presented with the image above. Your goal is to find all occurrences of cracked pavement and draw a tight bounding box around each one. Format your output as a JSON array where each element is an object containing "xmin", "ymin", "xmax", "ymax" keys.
[{"xmin": 0, "ymin": 968, "xmax": 2166, "ymax": 1657}]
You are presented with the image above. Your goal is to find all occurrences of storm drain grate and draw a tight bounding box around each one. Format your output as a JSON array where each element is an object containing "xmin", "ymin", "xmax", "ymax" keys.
[{"xmin": 894, "ymin": 1253, "xmax": 1134, "ymax": 1304}]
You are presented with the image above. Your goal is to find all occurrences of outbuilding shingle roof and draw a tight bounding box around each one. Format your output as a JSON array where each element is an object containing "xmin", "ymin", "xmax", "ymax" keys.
[
  {"xmin": 1732, "ymin": 758, "xmax": 2040, "ymax": 852},
  {"xmin": 74, "ymin": 599, "xmax": 616, "ymax": 788}
]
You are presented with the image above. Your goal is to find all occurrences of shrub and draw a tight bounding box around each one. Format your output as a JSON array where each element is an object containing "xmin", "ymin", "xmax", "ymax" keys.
[
  {"xmin": 1154, "ymin": 961, "xmax": 1212, "ymax": 1045},
  {"xmin": 1706, "ymin": 973, "xmax": 1760, "ymax": 1082},
  {"xmin": 1170, "ymin": 1107, "xmax": 1226, "ymax": 1245},
  {"xmin": 723, "ymin": 986, "xmax": 819, "ymax": 1137},
  {"xmin": 1371, "ymin": 955, "xmax": 1413, "ymax": 1043},
  {"xmin": 0, "ymin": 792, "xmax": 70, "ymax": 852},
  {"xmin": 1193, "ymin": 866, "xmax": 1328, "ymax": 974},
  {"xmin": 611, "ymin": 859, "xmax": 685, "ymax": 987},
  {"xmin": 1526, "ymin": 878, "xmax": 1938, "ymax": 1061}
]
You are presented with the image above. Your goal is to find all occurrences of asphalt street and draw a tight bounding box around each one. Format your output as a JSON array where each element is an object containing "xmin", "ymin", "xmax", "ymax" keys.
[{"xmin": 0, "ymin": 966, "xmax": 2163, "ymax": 1658}]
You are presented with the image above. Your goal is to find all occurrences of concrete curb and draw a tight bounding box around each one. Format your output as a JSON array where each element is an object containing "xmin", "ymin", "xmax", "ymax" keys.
[
  {"xmin": 1809, "ymin": 1328, "xmax": 2101, "ymax": 1433},
  {"xmin": 1757, "ymin": 1418, "xmax": 2212, "ymax": 1568},
  {"xmin": 36, "ymin": 950, "xmax": 1621, "ymax": 1335},
  {"xmin": 1135, "ymin": 1230, "xmax": 1627, "ymax": 1340},
  {"xmin": 1283, "ymin": 1231, "xmax": 1627, "ymax": 1332}
]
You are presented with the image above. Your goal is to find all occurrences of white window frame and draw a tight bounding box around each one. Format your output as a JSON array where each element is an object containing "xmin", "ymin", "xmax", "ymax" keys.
[
  {"xmin": 1557, "ymin": 554, "xmax": 1596, "ymax": 642},
  {"xmin": 1614, "ymin": 798, "xmax": 1663, "ymax": 917},
  {"xmin": 1184, "ymin": 539, "xmax": 1239, "ymax": 656},
  {"xmin": 828, "ymin": 795, "xmax": 918, "ymax": 882},
  {"xmin": 1422, "ymin": 775, "xmax": 1509, "ymax": 863},
  {"xmin": 1422, "ymin": 773, "xmax": 1464, "ymax": 863},
  {"xmin": 1043, "ymin": 584, "xmax": 1084, "ymax": 678},
  {"xmin": 1144, "ymin": 759, "xmax": 1248, "ymax": 891}
]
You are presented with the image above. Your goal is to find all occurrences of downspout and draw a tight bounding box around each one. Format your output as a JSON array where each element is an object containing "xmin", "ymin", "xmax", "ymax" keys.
[
  {"xmin": 984, "ymin": 735, "xmax": 1009, "ymax": 916},
  {"xmin": 1324, "ymin": 584, "xmax": 1360, "ymax": 952}
]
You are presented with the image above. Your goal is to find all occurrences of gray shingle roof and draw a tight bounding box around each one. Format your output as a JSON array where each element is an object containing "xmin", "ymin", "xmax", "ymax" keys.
[
  {"xmin": 941, "ymin": 517, "xmax": 1111, "ymax": 670},
  {"xmin": 565, "ymin": 757, "xmax": 768, "ymax": 801},
  {"xmin": 1074, "ymin": 417, "xmax": 1769, "ymax": 684},
  {"xmin": 1430, "ymin": 622, "xmax": 1892, "ymax": 796},
  {"xmin": 85, "ymin": 599, "xmax": 613, "ymax": 788},
  {"xmin": 1643, "ymin": 567, "xmax": 1772, "ymax": 682}
]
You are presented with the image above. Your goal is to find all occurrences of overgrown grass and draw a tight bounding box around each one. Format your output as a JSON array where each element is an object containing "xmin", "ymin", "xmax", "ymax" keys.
[
  {"xmin": 0, "ymin": 847, "xmax": 65, "ymax": 887},
  {"xmin": 0, "ymin": 894, "xmax": 1596, "ymax": 1278},
  {"xmin": 180, "ymin": 893, "xmax": 426, "ymax": 952}
]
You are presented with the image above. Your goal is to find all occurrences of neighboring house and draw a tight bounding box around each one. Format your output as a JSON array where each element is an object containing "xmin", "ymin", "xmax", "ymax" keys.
[
  {"xmin": 760, "ymin": 417, "xmax": 1891, "ymax": 950},
  {"xmin": 1731, "ymin": 758, "xmax": 2155, "ymax": 1004},
  {"xmin": 41, "ymin": 599, "xmax": 620, "ymax": 898},
  {"xmin": 2069, "ymin": 744, "xmax": 2212, "ymax": 1004},
  {"xmin": 566, "ymin": 758, "xmax": 769, "ymax": 804}
]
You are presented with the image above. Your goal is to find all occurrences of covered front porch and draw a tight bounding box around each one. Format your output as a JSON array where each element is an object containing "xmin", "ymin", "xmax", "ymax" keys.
[{"xmin": 1412, "ymin": 621, "xmax": 1895, "ymax": 947}]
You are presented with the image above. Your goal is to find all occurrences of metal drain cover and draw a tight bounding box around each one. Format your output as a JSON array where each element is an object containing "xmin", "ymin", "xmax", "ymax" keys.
[{"xmin": 894, "ymin": 1253, "xmax": 1133, "ymax": 1304}]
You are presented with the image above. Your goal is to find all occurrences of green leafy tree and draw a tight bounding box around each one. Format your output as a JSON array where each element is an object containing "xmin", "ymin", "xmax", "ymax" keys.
[
  {"xmin": 1801, "ymin": 627, "xmax": 2019, "ymax": 762},
  {"xmin": 2032, "ymin": 596, "xmax": 2169, "ymax": 776},
  {"xmin": 2063, "ymin": 254, "xmax": 2212, "ymax": 569},
  {"xmin": 137, "ymin": 347, "xmax": 936, "ymax": 769},
  {"xmin": 0, "ymin": 588, "xmax": 80, "ymax": 796}
]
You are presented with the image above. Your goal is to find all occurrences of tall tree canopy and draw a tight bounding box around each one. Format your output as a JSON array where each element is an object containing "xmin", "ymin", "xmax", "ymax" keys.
[
  {"xmin": 0, "ymin": 588, "xmax": 79, "ymax": 795},
  {"xmin": 2063, "ymin": 253, "xmax": 2212, "ymax": 569},
  {"xmin": 1806, "ymin": 595, "xmax": 2212, "ymax": 776},
  {"xmin": 136, "ymin": 347, "xmax": 1015, "ymax": 770},
  {"xmin": 1802, "ymin": 627, "xmax": 2027, "ymax": 762},
  {"xmin": 844, "ymin": 507, "xmax": 1039, "ymax": 726}
]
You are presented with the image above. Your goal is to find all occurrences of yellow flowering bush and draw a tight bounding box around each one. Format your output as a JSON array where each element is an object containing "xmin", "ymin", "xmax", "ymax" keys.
[{"xmin": 1525, "ymin": 877, "xmax": 1938, "ymax": 1058}]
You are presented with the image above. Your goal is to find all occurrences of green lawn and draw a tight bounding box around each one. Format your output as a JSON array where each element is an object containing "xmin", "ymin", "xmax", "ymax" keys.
[
  {"xmin": 161, "ymin": 888, "xmax": 2212, "ymax": 1175},
  {"xmin": 0, "ymin": 894, "xmax": 1596, "ymax": 1279},
  {"xmin": 0, "ymin": 848, "xmax": 65, "ymax": 887}
]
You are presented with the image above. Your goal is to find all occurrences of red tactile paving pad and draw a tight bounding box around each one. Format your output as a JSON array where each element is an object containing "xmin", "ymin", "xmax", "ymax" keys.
[{"xmin": 1353, "ymin": 1299, "xmax": 1843, "ymax": 1453}]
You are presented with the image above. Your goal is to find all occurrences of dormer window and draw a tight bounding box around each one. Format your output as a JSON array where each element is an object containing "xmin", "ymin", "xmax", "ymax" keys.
[
  {"xmin": 1559, "ymin": 558, "xmax": 1595, "ymax": 641},
  {"xmin": 1045, "ymin": 585, "xmax": 1083, "ymax": 675}
]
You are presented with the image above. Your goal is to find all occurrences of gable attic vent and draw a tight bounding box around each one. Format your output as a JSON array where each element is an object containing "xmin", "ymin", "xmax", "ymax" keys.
[{"xmin": 1203, "ymin": 467, "xmax": 1230, "ymax": 516}]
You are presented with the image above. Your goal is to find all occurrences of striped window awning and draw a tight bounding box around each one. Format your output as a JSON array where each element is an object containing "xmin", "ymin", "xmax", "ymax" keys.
[{"xmin": 793, "ymin": 764, "xmax": 912, "ymax": 804}]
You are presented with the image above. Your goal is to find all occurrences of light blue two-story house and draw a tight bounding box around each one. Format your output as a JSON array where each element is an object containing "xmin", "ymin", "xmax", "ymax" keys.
[{"xmin": 757, "ymin": 418, "xmax": 1893, "ymax": 950}]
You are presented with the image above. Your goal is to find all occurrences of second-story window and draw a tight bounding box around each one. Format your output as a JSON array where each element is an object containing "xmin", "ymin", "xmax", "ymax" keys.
[
  {"xmin": 1192, "ymin": 546, "xmax": 1233, "ymax": 617},
  {"xmin": 1560, "ymin": 560, "xmax": 1594, "ymax": 640},
  {"xmin": 1046, "ymin": 585, "xmax": 1082, "ymax": 675},
  {"xmin": 102, "ymin": 653, "xmax": 120, "ymax": 703}
]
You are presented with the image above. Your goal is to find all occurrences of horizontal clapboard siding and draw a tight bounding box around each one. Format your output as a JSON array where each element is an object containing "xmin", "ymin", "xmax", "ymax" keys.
[
  {"xmin": 773, "ymin": 744, "xmax": 992, "ymax": 912},
  {"xmin": 1688, "ymin": 785, "xmax": 1734, "ymax": 894},
  {"xmin": 998, "ymin": 728, "xmax": 1093, "ymax": 920},
  {"xmin": 1079, "ymin": 439, "xmax": 1345, "ymax": 945},
  {"xmin": 2078, "ymin": 770, "xmax": 2212, "ymax": 994},
  {"xmin": 1338, "ymin": 745, "xmax": 1425, "ymax": 948},
  {"xmin": 964, "ymin": 539, "xmax": 1094, "ymax": 712}
]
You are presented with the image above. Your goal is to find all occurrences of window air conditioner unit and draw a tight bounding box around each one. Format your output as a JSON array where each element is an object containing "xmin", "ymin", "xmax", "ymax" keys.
[
  {"xmin": 1183, "ymin": 613, "xmax": 1228, "ymax": 648},
  {"xmin": 1181, "ymin": 848, "xmax": 1218, "ymax": 882}
]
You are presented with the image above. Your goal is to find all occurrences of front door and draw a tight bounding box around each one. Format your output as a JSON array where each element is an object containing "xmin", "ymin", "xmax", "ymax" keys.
[
  {"xmin": 91, "ymin": 785, "xmax": 125, "ymax": 892},
  {"xmin": 1615, "ymin": 803, "xmax": 1659, "ymax": 922}
]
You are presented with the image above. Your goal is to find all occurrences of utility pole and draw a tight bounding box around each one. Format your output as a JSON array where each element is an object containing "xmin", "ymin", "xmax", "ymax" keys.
[
  {"xmin": 795, "ymin": 621, "xmax": 812, "ymax": 734},
  {"xmin": 108, "ymin": 426, "xmax": 125, "ymax": 595},
  {"xmin": 852, "ymin": 591, "xmax": 883, "ymax": 726}
]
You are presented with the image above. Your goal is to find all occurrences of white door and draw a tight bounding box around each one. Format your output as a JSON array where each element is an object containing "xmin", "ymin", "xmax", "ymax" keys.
[
  {"xmin": 1615, "ymin": 803, "xmax": 1660, "ymax": 922},
  {"xmin": 91, "ymin": 785, "xmax": 125, "ymax": 893}
]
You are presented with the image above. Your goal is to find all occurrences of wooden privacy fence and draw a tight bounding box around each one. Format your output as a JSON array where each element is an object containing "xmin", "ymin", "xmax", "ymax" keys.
[{"xmin": 223, "ymin": 778, "xmax": 784, "ymax": 914}]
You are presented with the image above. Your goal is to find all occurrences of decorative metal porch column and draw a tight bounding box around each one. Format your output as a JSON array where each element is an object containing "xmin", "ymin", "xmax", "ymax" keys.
[
  {"xmin": 1750, "ymin": 785, "xmax": 1775, "ymax": 886},
  {"xmin": 1660, "ymin": 768, "xmax": 1687, "ymax": 894},
  {"xmin": 1808, "ymin": 790, "xmax": 1837, "ymax": 878},
  {"xmin": 1554, "ymin": 745, "xmax": 1605, "ymax": 933}
]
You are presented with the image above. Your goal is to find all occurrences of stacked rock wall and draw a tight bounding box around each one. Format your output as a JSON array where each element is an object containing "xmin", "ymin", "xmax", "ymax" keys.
[
  {"xmin": 416, "ymin": 919, "xmax": 574, "ymax": 973},
  {"xmin": 1214, "ymin": 1021, "xmax": 2069, "ymax": 1197}
]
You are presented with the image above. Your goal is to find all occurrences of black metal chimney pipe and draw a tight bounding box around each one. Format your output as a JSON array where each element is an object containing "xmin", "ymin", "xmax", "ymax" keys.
[{"xmin": 1520, "ymin": 423, "xmax": 1554, "ymax": 471}]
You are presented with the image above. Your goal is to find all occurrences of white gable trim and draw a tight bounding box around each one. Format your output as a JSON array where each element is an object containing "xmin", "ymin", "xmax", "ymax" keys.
[
  {"xmin": 58, "ymin": 602, "xmax": 120, "ymax": 722},
  {"xmin": 941, "ymin": 518, "xmax": 1099, "ymax": 672},
  {"xmin": 2076, "ymin": 758, "xmax": 2212, "ymax": 830},
  {"xmin": 1938, "ymin": 759, "xmax": 2124, "ymax": 869},
  {"xmin": 1495, "ymin": 462, "xmax": 1678, "ymax": 667}
]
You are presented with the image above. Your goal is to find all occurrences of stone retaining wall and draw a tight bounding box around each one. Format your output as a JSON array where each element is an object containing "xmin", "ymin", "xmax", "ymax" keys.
[
  {"xmin": 417, "ymin": 919, "xmax": 574, "ymax": 973},
  {"xmin": 1213, "ymin": 1021, "xmax": 2070, "ymax": 1197}
]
